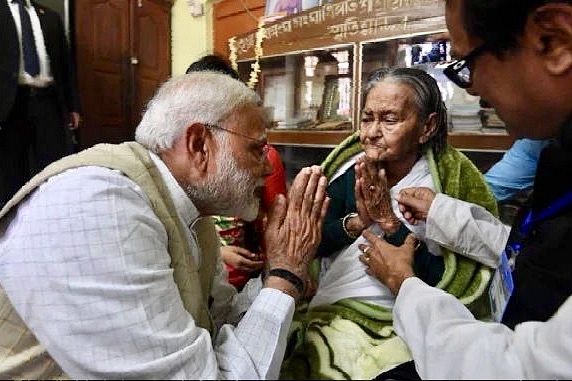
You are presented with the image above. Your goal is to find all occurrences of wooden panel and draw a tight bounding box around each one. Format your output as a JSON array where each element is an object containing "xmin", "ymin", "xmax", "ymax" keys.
[
  {"xmin": 232, "ymin": 0, "xmax": 444, "ymax": 60},
  {"xmin": 213, "ymin": 0, "xmax": 265, "ymax": 56},
  {"xmin": 448, "ymin": 133, "xmax": 515, "ymax": 151},
  {"xmin": 268, "ymin": 129, "xmax": 353, "ymax": 147},
  {"xmin": 215, "ymin": 0, "xmax": 265, "ymax": 18},
  {"xmin": 268, "ymin": 129, "xmax": 515, "ymax": 150}
]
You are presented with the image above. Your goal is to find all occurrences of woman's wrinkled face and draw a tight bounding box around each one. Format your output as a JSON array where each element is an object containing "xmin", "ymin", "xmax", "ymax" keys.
[{"xmin": 359, "ymin": 81, "xmax": 426, "ymax": 163}]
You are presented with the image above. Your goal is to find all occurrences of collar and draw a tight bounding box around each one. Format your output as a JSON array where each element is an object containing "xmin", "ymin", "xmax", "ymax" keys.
[
  {"xmin": 149, "ymin": 151, "xmax": 200, "ymax": 229},
  {"xmin": 10, "ymin": 0, "xmax": 31, "ymax": 7}
]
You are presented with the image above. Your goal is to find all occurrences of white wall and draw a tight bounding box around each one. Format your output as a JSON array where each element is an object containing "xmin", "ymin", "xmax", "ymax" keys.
[{"xmin": 171, "ymin": 0, "xmax": 214, "ymax": 75}]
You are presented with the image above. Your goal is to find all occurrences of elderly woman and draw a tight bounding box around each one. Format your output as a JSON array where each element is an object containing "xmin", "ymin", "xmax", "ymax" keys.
[
  {"xmin": 310, "ymin": 67, "xmax": 496, "ymax": 308},
  {"xmin": 281, "ymin": 68, "xmax": 498, "ymax": 379}
]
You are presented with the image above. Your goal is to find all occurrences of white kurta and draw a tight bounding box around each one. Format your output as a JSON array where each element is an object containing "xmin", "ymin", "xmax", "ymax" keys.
[
  {"xmin": 393, "ymin": 194, "xmax": 572, "ymax": 379},
  {"xmin": 425, "ymin": 193, "xmax": 510, "ymax": 268},
  {"xmin": 394, "ymin": 277, "xmax": 572, "ymax": 379},
  {"xmin": 0, "ymin": 153, "xmax": 293, "ymax": 379}
]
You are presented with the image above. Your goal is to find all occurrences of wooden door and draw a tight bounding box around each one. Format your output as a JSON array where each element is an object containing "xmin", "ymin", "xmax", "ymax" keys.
[
  {"xmin": 132, "ymin": 0, "xmax": 171, "ymax": 127},
  {"xmin": 75, "ymin": 0, "xmax": 171, "ymax": 148}
]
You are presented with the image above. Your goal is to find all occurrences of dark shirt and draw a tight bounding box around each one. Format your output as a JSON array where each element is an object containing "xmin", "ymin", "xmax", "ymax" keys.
[
  {"xmin": 502, "ymin": 119, "xmax": 572, "ymax": 328},
  {"xmin": 316, "ymin": 166, "xmax": 358, "ymax": 258}
]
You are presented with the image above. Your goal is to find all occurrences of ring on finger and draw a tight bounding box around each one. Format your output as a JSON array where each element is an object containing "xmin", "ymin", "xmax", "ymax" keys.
[{"xmin": 363, "ymin": 247, "xmax": 371, "ymax": 262}]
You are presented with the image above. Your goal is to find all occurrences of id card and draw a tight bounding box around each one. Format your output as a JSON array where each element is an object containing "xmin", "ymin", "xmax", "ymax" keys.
[{"xmin": 489, "ymin": 250, "xmax": 515, "ymax": 322}]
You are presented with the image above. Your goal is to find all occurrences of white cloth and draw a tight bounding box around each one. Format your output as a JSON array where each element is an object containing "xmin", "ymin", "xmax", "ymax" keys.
[
  {"xmin": 0, "ymin": 154, "xmax": 294, "ymax": 379},
  {"xmin": 426, "ymin": 193, "xmax": 510, "ymax": 268},
  {"xmin": 7, "ymin": 0, "xmax": 54, "ymax": 87},
  {"xmin": 394, "ymin": 277, "xmax": 572, "ymax": 379},
  {"xmin": 310, "ymin": 156, "xmax": 439, "ymax": 308}
]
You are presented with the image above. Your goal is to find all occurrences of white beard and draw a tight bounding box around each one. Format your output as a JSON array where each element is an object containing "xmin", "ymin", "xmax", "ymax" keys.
[{"xmin": 185, "ymin": 150, "xmax": 262, "ymax": 221}]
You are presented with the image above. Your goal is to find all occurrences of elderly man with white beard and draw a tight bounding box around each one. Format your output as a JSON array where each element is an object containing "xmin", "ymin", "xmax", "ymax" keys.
[{"xmin": 0, "ymin": 72, "xmax": 330, "ymax": 379}]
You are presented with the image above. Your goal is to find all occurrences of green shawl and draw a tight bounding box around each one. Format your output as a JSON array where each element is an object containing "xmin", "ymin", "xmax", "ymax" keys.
[{"xmin": 281, "ymin": 133, "xmax": 498, "ymax": 380}]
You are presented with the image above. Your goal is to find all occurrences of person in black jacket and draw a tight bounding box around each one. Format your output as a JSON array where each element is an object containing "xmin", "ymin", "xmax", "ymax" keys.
[{"xmin": 0, "ymin": 0, "xmax": 81, "ymax": 207}]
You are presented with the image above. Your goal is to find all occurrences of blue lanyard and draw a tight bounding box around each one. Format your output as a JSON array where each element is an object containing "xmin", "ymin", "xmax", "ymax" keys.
[{"xmin": 520, "ymin": 189, "xmax": 572, "ymax": 237}]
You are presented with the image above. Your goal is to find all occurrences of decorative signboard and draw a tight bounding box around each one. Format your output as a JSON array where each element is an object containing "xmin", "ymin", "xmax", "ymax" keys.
[{"xmin": 231, "ymin": 0, "xmax": 445, "ymax": 60}]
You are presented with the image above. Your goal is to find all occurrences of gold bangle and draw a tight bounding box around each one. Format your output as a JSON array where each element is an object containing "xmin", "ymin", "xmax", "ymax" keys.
[{"xmin": 342, "ymin": 212, "xmax": 360, "ymax": 239}]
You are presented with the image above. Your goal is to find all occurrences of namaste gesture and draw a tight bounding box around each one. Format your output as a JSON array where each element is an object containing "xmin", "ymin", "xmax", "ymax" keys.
[{"xmin": 355, "ymin": 155, "xmax": 401, "ymax": 234}]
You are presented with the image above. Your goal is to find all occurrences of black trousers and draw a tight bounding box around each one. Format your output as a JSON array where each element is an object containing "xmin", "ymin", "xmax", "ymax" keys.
[{"xmin": 0, "ymin": 85, "xmax": 73, "ymax": 207}]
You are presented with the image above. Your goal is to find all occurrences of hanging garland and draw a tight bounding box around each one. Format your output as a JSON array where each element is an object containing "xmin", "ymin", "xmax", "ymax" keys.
[
  {"xmin": 228, "ymin": 36, "xmax": 238, "ymax": 72},
  {"xmin": 228, "ymin": 19, "xmax": 265, "ymax": 90}
]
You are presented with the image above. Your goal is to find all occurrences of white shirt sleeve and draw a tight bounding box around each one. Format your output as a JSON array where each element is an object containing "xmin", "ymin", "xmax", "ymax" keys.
[
  {"xmin": 425, "ymin": 193, "xmax": 510, "ymax": 268},
  {"xmin": 0, "ymin": 167, "xmax": 294, "ymax": 379},
  {"xmin": 393, "ymin": 277, "xmax": 572, "ymax": 379}
]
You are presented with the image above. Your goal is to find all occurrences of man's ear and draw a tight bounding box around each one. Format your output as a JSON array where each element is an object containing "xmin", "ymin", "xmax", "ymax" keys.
[
  {"xmin": 530, "ymin": 4, "xmax": 572, "ymax": 75},
  {"xmin": 419, "ymin": 112, "xmax": 437, "ymax": 144},
  {"xmin": 185, "ymin": 122, "xmax": 211, "ymax": 176}
]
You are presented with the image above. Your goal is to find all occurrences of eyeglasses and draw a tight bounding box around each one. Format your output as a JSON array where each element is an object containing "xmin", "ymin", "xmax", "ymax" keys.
[
  {"xmin": 205, "ymin": 123, "xmax": 270, "ymax": 158},
  {"xmin": 444, "ymin": 43, "xmax": 490, "ymax": 88}
]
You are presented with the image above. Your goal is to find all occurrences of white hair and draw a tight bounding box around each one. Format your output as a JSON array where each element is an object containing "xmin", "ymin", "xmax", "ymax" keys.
[{"xmin": 135, "ymin": 72, "xmax": 261, "ymax": 153}]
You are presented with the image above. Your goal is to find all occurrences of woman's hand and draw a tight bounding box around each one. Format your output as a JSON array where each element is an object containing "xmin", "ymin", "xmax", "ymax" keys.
[
  {"xmin": 351, "ymin": 157, "xmax": 374, "ymax": 235},
  {"xmin": 396, "ymin": 187, "xmax": 436, "ymax": 225},
  {"xmin": 358, "ymin": 230, "xmax": 417, "ymax": 295},
  {"xmin": 356, "ymin": 156, "xmax": 401, "ymax": 234},
  {"xmin": 220, "ymin": 245, "xmax": 264, "ymax": 272}
]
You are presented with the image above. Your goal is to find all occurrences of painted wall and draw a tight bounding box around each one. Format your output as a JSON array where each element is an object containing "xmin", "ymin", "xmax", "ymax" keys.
[{"xmin": 171, "ymin": 0, "xmax": 214, "ymax": 75}]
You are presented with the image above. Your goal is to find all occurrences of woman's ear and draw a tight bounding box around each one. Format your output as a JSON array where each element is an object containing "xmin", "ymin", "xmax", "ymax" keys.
[{"xmin": 419, "ymin": 112, "xmax": 437, "ymax": 144}]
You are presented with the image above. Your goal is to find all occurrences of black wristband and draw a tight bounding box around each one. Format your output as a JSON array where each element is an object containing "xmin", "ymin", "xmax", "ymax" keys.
[{"xmin": 264, "ymin": 268, "xmax": 305, "ymax": 296}]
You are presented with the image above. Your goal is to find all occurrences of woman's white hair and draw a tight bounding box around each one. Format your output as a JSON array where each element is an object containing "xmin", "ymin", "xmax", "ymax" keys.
[{"xmin": 135, "ymin": 72, "xmax": 260, "ymax": 153}]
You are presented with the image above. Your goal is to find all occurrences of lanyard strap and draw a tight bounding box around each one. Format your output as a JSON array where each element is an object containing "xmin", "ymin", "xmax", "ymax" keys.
[{"xmin": 520, "ymin": 189, "xmax": 572, "ymax": 236}]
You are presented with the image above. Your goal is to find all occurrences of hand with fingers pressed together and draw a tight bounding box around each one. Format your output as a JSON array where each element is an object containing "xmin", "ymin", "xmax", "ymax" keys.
[
  {"xmin": 264, "ymin": 165, "xmax": 330, "ymax": 302},
  {"xmin": 355, "ymin": 155, "xmax": 402, "ymax": 234}
]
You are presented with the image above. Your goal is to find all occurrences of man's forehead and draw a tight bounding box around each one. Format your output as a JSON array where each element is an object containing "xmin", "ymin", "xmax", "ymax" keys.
[
  {"xmin": 231, "ymin": 106, "xmax": 267, "ymax": 135},
  {"xmin": 230, "ymin": 104, "xmax": 264, "ymax": 122}
]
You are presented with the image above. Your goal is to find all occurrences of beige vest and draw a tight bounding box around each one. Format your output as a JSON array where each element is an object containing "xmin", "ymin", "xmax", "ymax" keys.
[{"xmin": 0, "ymin": 142, "xmax": 218, "ymax": 379}]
